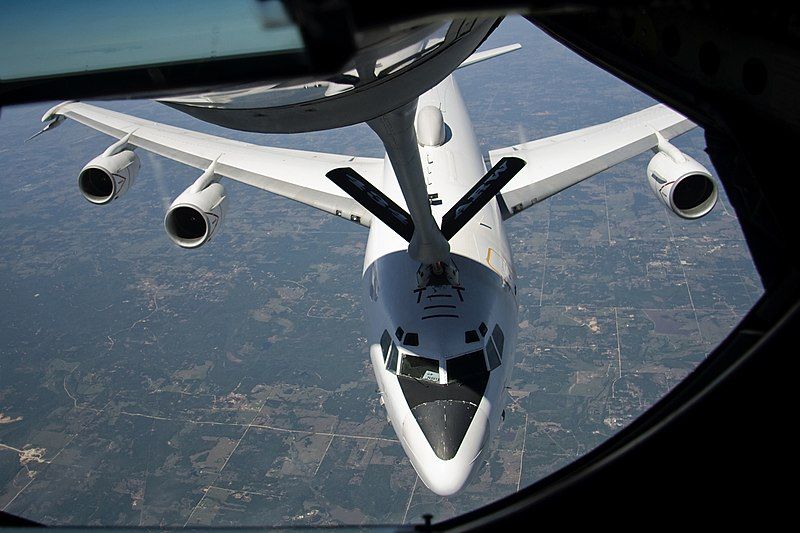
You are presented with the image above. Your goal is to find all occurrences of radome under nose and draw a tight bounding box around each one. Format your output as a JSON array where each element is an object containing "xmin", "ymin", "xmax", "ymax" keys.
[
  {"xmin": 402, "ymin": 406, "xmax": 489, "ymax": 496},
  {"xmin": 412, "ymin": 399, "xmax": 478, "ymax": 460}
]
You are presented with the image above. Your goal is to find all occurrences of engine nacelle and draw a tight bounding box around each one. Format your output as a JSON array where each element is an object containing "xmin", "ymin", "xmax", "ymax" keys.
[
  {"xmin": 78, "ymin": 149, "xmax": 140, "ymax": 205},
  {"xmin": 647, "ymin": 144, "xmax": 718, "ymax": 219},
  {"xmin": 164, "ymin": 171, "xmax": 227, "ymax": 249}
]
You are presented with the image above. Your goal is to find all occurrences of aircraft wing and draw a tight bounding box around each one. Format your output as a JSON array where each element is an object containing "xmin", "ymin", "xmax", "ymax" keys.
[
  {"xmin": 43, "ymin": 101, "xmax": 383, "ymax": 227},
  {"xmin": 489, "ymin": 104, "xmax": 695, "ymax": 218}
]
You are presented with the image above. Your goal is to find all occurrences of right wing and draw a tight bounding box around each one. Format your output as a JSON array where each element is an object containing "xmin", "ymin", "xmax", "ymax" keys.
[
  {"xmin": 490, "ymin": 104, "xmax": 694, "ymax": 218},
  {"xmin": 43, "ymin": 101, "xmax": 383, "ymax": 227}
]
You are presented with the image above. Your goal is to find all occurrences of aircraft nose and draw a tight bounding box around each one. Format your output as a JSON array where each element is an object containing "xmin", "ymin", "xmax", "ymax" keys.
[
  {"xmin": 412, "ymin": 400, "xmax": 478, "ymax": 460},
  {"xmin": 419, "ymin": 455, "xmax": 480, "ymax": 496},
  {"xmin": 403, "ymin": 403, "xmax": 489, "ymax": 496}
]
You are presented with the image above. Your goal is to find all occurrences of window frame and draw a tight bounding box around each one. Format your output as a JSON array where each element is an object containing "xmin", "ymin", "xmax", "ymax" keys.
[
  {"xmin": 446, "ymin": 348, "xmax": 489, "ymax": 383},
  {"xmin": 380, "ymin": 330, "xmax": 392, "ymax": 363},
  {"xmin": 399, "ymin": 353, "xmax": 441, "ymax": 383},
  {"xmin": 486, "ymin": 337, "xmax": 501, "ymax": 370},
  {"xmin": 491, "ymin": 324, "xmax": 505, "ymax": 360},
  {"xmin": 386, "ymin": 341, "xmax": 399, "ymax": 374},
  {"xmin": 403, "ymin": 332, "xmax": 419, "ymax": 346}
]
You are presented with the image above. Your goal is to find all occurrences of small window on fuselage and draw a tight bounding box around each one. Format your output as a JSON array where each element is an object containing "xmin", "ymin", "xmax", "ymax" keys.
[
  {"xmin": 400, "ymin": 354, "xmax": 440, "ymax": 383},
  {"xmin": 380, "ymin": 330, "xmax": 391, "ymax": 362},
  {"xmin": 447, "ymin": 349, "xmax": 488, "ymax": 383},
  {"xmin": 386, "ymin": 342, "xmax": 399, "ymax": 373}
]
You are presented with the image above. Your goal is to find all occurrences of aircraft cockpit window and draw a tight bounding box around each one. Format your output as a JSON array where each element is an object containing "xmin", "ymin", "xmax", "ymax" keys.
[
  {"xmin": 465, "ymin": 330, "xmax": 480, "ymax": 343},
  {"xmin": 447, "ymin": 350, "xmax": 489, "ymax": 383},
  {"xmin": 486, "ymin": 339, "xmax": 501, "ymax": 370},
  {"xmin": 399, "ymin": 354, "xmax": 440, "ymax": 383},
  {"xmin": 395, "ymin": 326, "xmax": 405, "ymax": 341},
  {"xmin": 403, "ymin": 332, "xmax": 419, "ymax": 346},
  {"xmin": 478, "ymin": 322, "xmax": 488, "ymax": 337},
  {"xmin": 492, "ymin": 325, "xmax": 505, "ymax": 358},
  {"xmin": 386, "ymin": 342, "xmax": 399, "ymax": 374},
  {"xmin": 380, "ymin": 330, "xmax": 391, "ymax": 362}
]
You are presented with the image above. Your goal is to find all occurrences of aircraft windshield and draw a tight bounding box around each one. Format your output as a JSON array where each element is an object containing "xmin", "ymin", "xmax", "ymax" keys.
[
  {"xmin": 399, "ymin": 354, "xmax": 441, "ymax": 383},
  {"xmin": 447, "ymin": 350, "xmax": 489, "ymax": 383}
]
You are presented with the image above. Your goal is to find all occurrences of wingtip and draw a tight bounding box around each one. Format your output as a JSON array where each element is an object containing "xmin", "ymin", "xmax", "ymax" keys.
[
  {"xmin": 29, "ymin": 109, "xmax": 69, "ymax": 142},
  {"xmin": 41, "ymin": 100, "xmax": 76, "ymax": 123}
]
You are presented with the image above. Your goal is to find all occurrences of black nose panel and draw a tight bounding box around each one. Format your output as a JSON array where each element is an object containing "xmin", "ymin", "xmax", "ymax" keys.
[{"xmin": 411, "ymin": 400, "xmax": 477, "ymax": 460}]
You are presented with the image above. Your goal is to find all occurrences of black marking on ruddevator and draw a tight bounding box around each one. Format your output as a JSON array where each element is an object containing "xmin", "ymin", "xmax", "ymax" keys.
[
  {"xmin": 440, "ymin": 156, "xmax": 525, "ymax": 240},
  {"xmin": 326, "ymin": 167, "xmax": 415, "ymax": 242}
]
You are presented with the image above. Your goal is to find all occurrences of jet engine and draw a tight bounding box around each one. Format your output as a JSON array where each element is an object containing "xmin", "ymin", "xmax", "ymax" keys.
[
  {"xmin": 78, "ymin": 138, "xmax": 140, "ymax": 205},
  {"xmin": 164, "ymin": 164, "xmax": 227, "ymax": 249},
  {"xmin": 647, "ymin": 136, "xmax": 718, "ymax": 219}
]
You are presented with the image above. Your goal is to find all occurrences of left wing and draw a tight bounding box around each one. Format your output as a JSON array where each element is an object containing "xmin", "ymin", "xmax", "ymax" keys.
[
  {"xmin": 457, "ymin": 44, "xmax": 521, "ymax": 69},
  {"xmin": 43, "ymin": 101, "xmax": 383, "ymax": 226},
  {"xmin": 490, "ymin": 104, "xmax": 694, "ymax": 218}
]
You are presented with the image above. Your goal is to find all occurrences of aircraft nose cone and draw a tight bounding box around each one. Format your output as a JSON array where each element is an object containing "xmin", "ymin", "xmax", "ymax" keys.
[
  {"xmin": 420, "ymin": 457, "xmax": 478, "ymax": 496},
  {"xmin": 412, "ymin": 400, "xmax": 477, "ymax": 460},
  {"xmin": 404, "ymin": 405, "xmax": 489, "ymax": 496}
]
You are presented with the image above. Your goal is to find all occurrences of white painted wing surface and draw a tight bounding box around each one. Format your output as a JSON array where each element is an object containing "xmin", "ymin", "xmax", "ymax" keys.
[
  {"xmin": 490, "ymin": 104, "xmax": 695, "ymax": 218},
  {"xmin": 46, "ymin": 101, "xmax": 384, "ymax": 227},
  {"xmin": 457, "ymin": 43, "xmax": 521, "ymax": 69}
]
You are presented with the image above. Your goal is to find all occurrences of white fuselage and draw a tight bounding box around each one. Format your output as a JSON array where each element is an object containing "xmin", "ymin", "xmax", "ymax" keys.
[{"xmin": 361, "ymin": 74, "xmax": 518, "ymax": 496}]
